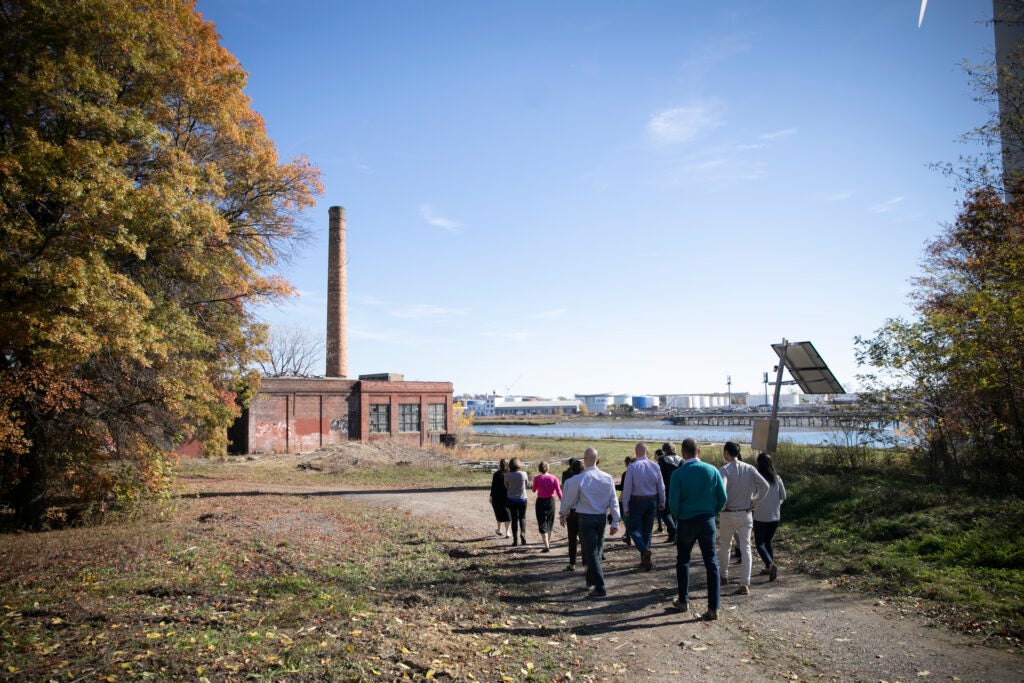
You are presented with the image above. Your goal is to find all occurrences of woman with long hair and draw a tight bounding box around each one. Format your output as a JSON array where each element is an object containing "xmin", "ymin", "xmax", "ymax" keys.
[
  {"xmin": 531, "ymin": 461, "xmax": 562, "ymax": 552},
  {"xmin": 503, "ymin": 457, "xmax": 530, "ymax": 547},
  {"xmin": 753, "ymin": 452, "xmax": 787, "ymax": 581},
  {"xmin": 489, "ymin": 458, "xmax": 512, "ymax": 538}
]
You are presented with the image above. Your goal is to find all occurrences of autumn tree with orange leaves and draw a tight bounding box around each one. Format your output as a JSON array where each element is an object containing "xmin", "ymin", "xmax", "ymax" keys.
[
  {"xmin": 0, "ymin": 0, "xmax": 322, "ymax": 528},
  {"xmin": 856, "ymin": 47, "xmax": 1024, "ymax": 492}
]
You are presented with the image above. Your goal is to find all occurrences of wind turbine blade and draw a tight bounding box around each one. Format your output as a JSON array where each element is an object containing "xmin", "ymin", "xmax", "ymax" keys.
[{"xmin": 918, "ymin": 0, "xmax": 928, "ymax": 28}]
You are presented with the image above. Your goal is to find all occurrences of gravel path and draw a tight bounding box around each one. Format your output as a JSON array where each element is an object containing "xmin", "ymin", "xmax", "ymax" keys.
[
  {"xmin": 189, "ymin": 475, "xmax": 1021, "ymax": 681},
  {"xmin": 343, "ymin": 485, "xmax": 1023, "ymax": 683}
]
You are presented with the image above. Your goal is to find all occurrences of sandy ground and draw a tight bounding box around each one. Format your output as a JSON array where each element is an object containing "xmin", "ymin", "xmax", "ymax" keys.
[{"xmin": 197, "ymin": 463, "xmax": 1023, "ymax": 683}]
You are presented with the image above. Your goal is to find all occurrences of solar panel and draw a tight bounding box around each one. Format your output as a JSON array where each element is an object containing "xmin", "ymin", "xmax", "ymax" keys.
[{"xmin": 771, "ymin": 340, "xmax": 845, "ymax": 395}]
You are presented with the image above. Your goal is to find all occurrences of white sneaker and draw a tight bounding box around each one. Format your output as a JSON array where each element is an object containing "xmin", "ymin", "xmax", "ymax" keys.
[{"xmin": 506, "ymin": 531, "xmax": 512, "ymax": 538}]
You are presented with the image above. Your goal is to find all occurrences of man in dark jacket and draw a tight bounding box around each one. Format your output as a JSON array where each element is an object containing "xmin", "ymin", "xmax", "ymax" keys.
[{"xmin": 656, "ymin": 442, "xmax": 682, "ymax": 542}]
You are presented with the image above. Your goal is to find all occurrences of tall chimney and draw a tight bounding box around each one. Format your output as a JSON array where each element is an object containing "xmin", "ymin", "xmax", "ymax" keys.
[{"xmin": 326, "ymin": 206, "xmax": 347, "ymax": 377}]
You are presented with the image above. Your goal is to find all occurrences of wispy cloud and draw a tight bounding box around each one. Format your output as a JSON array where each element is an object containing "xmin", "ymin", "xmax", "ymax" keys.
[
  {"xmin": 481, "ymin": 330, "xmax": 538, "ymax": 341},
  {"xmin": 647, "ymin": 100, "xmax": 725, "ymax": 146},
  {"xmin": 389, "ymin": 304, "xmax": 465, "ymax": 320},
  {"xmin": 678, "ymin": 34, "xmax": 753, "ymax": 83},
  {"xmin": 350, "ymin": 328, "xmax": 401, "ymax": 343},
  {"xmin": 419, "ymin": 204, "xmax": 462, "ymax": 233},
  {"xmin": 818, "ymin": 191, "xmax": 854, "ymax": 202},
  {"xmin": 869, "ymin": 196, "xmax": 904, "ymax": 214},
  {"xmin": 759, "ymin": 127, "xmax": 798, "ymax": 140},
  {"xmin": 661, "ymin": 156, "xmax": 766, "ymax": 184},
  {"xmin": 345, "ymin": 154, "xmax": 373, "ymax": 175},
  {"xmin": 534, "ymin": 308, "xmax": 567, "ymax": 320}
]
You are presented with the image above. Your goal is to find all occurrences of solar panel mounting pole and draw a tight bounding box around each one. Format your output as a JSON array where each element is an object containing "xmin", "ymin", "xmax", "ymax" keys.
[{"xmin": 769, "ymin": 338, "xmax": 788, "ymax": 421}]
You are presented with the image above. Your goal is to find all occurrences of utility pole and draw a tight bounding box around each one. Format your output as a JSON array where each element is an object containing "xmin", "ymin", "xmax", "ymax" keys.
[
  {"xmin": 726, "ymin": 375, "xmax": 732, "ymax": 406},
  {"xmin": 763, "ymin": 372, "xmax": 770, "ymax": 407},
  {"xmin": 994, "ymin": 0, "xmax": 1024, "ymax": 197}
]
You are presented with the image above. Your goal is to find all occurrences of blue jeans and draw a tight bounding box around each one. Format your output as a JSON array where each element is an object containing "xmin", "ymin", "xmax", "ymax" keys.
[
  {"xmin": 627, "ymin": 497, "xmax": 658, "ymax": 552},
  {"xmin": 675, "ymin": 513, "xmax": 720, "ymax": 610},
  {"xmin": 578, "ymin": 513, "xmax": 608, "ymax": 590},
  {"xmin": 754, "ymin": 520, "xmax": 779, "ymax": 567},
  {"xmin": 658, "ymin": 507, "xmax": 676, "ymax": 539}
]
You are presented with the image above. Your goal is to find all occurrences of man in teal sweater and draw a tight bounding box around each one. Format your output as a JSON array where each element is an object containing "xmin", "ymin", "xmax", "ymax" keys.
[{"xmin": 667, "ymin": 437, "xmax": 727, "ymax": 620}]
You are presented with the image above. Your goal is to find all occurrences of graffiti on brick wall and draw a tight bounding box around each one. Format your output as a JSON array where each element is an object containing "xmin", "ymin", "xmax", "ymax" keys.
[
  {"xmin": 255, "ymin": 421, "xmax": 287, "ymax": 438},
  {"xmin": 330, "ymin": 418, "xmax": 348, "ymax": 434}
]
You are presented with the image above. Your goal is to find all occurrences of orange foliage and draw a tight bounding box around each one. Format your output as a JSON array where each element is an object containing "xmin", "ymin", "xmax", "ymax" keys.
[{"xmin": 0, "ymin": 0, "xmax": 322, "ymax": 527}]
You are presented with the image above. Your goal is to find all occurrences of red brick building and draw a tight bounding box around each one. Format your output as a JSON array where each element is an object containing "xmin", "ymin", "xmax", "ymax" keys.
[
  {"xmin": 215, "ymin": 206, "xmax": 456, "ymax": 456},
  {"xmin": 228, "ymin": 375, "xmax": 454, "ymax": 454}
]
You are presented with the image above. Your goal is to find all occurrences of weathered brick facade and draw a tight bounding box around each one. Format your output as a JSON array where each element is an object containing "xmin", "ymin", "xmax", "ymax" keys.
[{"xmin": 228, "ymin": 377, "xmax": 454, "ymax": 454}]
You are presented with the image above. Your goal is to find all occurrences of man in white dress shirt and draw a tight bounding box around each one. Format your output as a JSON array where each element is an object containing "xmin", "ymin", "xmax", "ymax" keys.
[{"xmin": 560, "ymin": 447, "xmax": 620, "ymax": 599}]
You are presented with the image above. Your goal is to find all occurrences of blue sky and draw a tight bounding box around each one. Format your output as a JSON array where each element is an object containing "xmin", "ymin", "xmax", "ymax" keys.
[{"xmin": 197, "ymin": 0, "xmax": 993, "ymax": 398}]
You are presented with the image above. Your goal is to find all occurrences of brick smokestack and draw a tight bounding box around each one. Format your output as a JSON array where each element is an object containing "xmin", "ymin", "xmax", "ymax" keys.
[{"xmin": 326, "ymin": 206, "xmax": 347, "ymax": 378}]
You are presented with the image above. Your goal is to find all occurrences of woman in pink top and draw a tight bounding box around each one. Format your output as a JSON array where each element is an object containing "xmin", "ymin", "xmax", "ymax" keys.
[{"xmin": 531, "ymin": 461, "xmax": 563, "ymax": 552}]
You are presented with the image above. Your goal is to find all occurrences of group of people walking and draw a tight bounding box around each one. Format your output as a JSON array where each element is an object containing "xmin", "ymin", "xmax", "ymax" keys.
[
  {"xmin": 489, "ymin": 457, "xmax": 563, "ymax": 551},
  {"xmin": 488, "ymin": 439, "xmax": 786, "ymax": 617}
]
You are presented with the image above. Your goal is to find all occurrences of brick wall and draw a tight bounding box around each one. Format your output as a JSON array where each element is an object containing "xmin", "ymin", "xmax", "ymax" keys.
[
  {"xmin": 359, "ymin": 381, "xmax": 455, "ymax": 448},
  {"xmin": 247, "ymin": 377, "xmax": 357, "ymax": 454},
  {"xmin": 237, "ymin": 377, "xmax": 453, "ymax": 454}
]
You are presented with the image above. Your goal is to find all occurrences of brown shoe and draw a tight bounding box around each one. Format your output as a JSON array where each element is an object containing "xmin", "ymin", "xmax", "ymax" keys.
[
  {"xmin": 641, "ymin": 549, "xmax": 653, "ymax": 570},
  {"xmin": 719, "ymin": 575, "xmax": 728, "ymax": 586},
  {"xmin": 734, "ymin": 585, "xmax": 750, "ymax": 596},
  {"xmin": 769, "ymin": 564, "xmax": 778, "ymax": 582},
  {"xmin": 564, "ymin": 564, "xmax": 576, "ymax": 571},
  {"xmin": 700, "ymin": 609, "xmax": 718, "ymax": 621}
]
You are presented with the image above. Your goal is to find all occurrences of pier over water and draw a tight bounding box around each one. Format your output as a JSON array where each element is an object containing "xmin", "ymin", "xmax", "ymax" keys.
[{"xmin": 668, "ymin": 410, "xmax": 882, "ymax": 429}]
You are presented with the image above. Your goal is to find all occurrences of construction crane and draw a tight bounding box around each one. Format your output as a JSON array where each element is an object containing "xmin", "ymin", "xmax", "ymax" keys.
[{"xmin": 504, "ymin": 373, "xmax": 523, "ymax": 396}]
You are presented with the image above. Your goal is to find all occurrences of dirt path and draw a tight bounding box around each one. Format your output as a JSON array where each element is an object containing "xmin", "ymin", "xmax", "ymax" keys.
[{"xmin": 196, "ymin": 478, "xmax": 1022, "ymax": 682}]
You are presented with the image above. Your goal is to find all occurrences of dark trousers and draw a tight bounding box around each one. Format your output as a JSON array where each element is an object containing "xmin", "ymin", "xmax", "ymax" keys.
[
  {"xmin": 753, "ymin": 520, "xmax": 779, "ymax": 567},
  {"xmin": 578, "ymin": 513, "xmax": 608, "ymax": 590},
  {"xmin": 566, "ymin": 511, "xmax": 579, "ymax": 565},
  {"xmin": 507, "ymin": 498, "xmax": 527, "ymax": 537},
  {"xmin": 627, "ymin": 497, "xmax": 657, "ymax": 552},
  {"xmin": 675, "ymin": 513, "xmax": 720, "ymax": 610}
]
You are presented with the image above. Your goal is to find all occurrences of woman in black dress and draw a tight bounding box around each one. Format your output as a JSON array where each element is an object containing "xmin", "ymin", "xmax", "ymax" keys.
[{"xmin": 490, "ymin": 458, "xmax": 512, "ymax": 538}]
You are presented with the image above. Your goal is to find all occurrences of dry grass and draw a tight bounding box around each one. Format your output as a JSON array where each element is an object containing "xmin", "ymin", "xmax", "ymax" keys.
[{"xmin": 0, "ymin": 447, "xmax": 603, "ymax": 682}]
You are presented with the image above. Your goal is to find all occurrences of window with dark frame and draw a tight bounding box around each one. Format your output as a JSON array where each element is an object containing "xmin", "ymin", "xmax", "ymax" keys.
[
  {"xmin": 428, "ymin": 403, "xmax": 446, "ymax": 432},
  {"xmin": 369, "ymin": 403, "xmax": 390, "ymax": 433},
  {"xmin": 399, "ymin": 404, "xmax": 420, "ymax": 432}
]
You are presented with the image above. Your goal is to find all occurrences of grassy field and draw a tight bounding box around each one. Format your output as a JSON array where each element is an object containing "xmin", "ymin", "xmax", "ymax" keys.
[
  {"xmin": 1, "ymin": 435, "xmax": 1020, "ymax": 681},
  {"xmin": 0, "ymin": 458, "xmax": 601, "ymax": 681}
]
